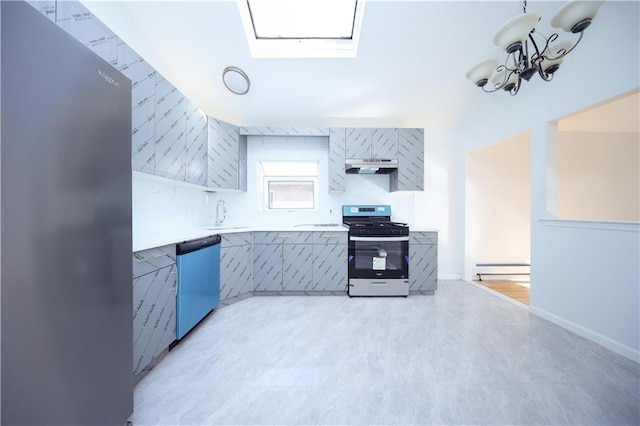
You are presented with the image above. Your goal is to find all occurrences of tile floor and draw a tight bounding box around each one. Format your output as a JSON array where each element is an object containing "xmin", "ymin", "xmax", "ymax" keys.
[{"xmin": 130, "ymin": 280, "xmax": 639, "ymax": 425}]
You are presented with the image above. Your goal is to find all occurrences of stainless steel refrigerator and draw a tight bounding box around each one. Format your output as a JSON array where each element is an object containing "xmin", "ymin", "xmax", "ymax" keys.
[{"xmin": 1, "ymin": 2, "xmax": 134, "ymax": 424}]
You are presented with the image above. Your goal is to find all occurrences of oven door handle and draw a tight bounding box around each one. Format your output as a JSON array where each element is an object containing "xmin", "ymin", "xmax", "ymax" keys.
[{"xmin": 349, "ymin": 236, "xmax": 410, "ymax": 242}]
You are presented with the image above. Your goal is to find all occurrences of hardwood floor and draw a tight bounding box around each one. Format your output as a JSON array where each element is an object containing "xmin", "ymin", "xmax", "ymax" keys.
[{"xmin": 474, "ymin": 279, "xmax": 530, "ymax": 305}]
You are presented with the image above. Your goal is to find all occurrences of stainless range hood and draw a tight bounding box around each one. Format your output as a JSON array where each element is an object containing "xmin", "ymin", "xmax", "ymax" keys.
[{"xmin": 345, "ymin": 158, "xmax": 398, "ymax": 174}]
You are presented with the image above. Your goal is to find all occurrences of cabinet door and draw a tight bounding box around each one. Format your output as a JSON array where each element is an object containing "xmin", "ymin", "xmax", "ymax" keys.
[
  {"xmin": 133, "ymin": 245, "xmax": 176, "ymax": 278},
  {"xmin": 132, "ymin": 263, "xmax": 176, "ymax": 376},
  {"xmin": 118, "ymin": 43, "xmax": 156, "ymax": 174},
  {"xmin": 238, "ymin": 135, "xmax": 248, "ymax": 192},
  {"xmin": 346, "ymin": 128, "xmax": 372, "ymax": 158},
  {"xmin": 154, "ymin": 74, "xmax": 186, "ymax": 180},
  {"xmin": 392, "ymin": 128, "xmax": 424, "ymax": 191},
  {"xmin": 371, "ymin": 128, "xmax": 398, "ymax": 159},
  {"xmin": 185, "ymin": 100, "xmax": 208, "ymax": 186},
  {"xmin": 283, "ymin": 244, "xmax": 313, "ymax": 291},
  {"xmin": 329, "ymin": 128, "xmax": 346, "ymax": 192},
  {"xmin": 253, "ymin": 243, "xmax": 283, "ymax": 291},
  {"xmin": 25, "ymin": 1, "xmax": 56, "ymax": 22},
  {"xmin": 208, "ymin": 118, "xmax": 239, "ymax": 189},
  {"xmin": 220, "ymin": 243, "xmax": 253, "ymax": 299},
  {"xmin": 409, "ymin": 233, "xmax": 437, "ymax": 291},
  {"xmin": 221, "ymin": 233, "xmax": 253, "ymax": 248},
  {"xmin": 55, "ymin": 1, "xmax": 118, "ymax": 66},
  {"xmin": 254, "ymin": 232, "xmax": 310, "ymax": 245},
  {"xmin": 312, "ymin": 233, "xmax": 348, "ymax": 291}
]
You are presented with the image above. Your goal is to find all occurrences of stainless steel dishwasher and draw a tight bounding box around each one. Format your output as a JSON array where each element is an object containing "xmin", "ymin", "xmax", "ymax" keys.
[{"xmin": 175, "ymin": 235, "xmax": 221, "ymax": 340}]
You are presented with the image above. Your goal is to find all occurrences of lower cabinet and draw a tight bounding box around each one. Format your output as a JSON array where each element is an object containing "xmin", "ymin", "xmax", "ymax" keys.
[
  {"xmin": 220, "ymin": 233, "xmax": 253, "ymax": 299},
  {"xmin": 253, "ymin": 231, "xmax": 347, "ymax": 292},
  {"xmin": 283, "ymin": 243, "xmax": 313, "ymax": 290},
  {"xmin": 132, "ymin": 245, "xmax": 177, "ymax": 377},
  {"xmin": 252, "ymin": 240, "xmax": 283, "ymax": 291},
  {"xmin": 312, "ymin": 232, "xmax": 348, "ymax": 291},
  {"xmin": 409, "ymin": 232, "xmax": 438, "ymax": 291}
]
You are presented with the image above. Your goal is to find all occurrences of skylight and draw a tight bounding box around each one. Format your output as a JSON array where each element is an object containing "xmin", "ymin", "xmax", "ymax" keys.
[
  {"xmin": 249, "ymin": 0, "xmax": 356, "ymax": 39},
  {"xmin": 237, "ymin": 0, "xmax": 365, "ymax": 58}
]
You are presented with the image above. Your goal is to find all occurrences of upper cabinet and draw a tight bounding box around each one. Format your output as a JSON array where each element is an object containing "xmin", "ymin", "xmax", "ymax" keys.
[
  {"xmin": 344, "ymin": 127, "xmax": 423, "ymax": 191},
  {"xmin": 55, "ymin": 1, "xmax": 118, "ymax": 67},
  {"xmin": 154, "ymin": 75, "xmax": 187, "ymax": 181},
  {"xmin": 390, "ymin": 128, "xmax": 424, "ymax": 191},
  {"xmin": 329, "ymin": 128, "xmax": 347, "ymax": 192},
  {"xmin": 185, "ymin": 101, "xmax": 208, "ymax": 187},
  {"xmin": 371, "ymin": 128, "xmax": 398, "ymax": 159},
  {"xmin": 208, "ymin": 118, "xmax": 247, "ymax": 191},
  {"xmin": 117, "ymin": 42, "xmax": 156, "ymax": 175},
  {"xmin": 346, "ymin": 128, "xmax": 398, "ymax": 159}
]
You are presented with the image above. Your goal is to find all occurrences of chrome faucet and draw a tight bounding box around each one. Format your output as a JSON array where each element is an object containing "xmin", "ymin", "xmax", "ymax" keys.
[{"xmin": 215, "ymin": 200, "xmax": 227, "ymax": 227}]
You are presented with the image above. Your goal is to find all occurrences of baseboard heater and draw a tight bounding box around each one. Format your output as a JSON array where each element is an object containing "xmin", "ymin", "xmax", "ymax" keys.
[{"xmin": 476, "ymin": 262, "xmax": 530, "ymax": 281}]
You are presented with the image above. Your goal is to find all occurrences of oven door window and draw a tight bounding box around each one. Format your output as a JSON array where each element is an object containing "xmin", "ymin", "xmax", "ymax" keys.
[{"xmin": 348, "ymin": 238, "xmax": 408, "ymax": 279}]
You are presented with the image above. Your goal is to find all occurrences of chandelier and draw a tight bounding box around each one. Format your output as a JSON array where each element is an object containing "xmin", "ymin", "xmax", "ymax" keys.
[{"xmin": 466, "ymin": 0, "xmax": 604, "ymax": 95}]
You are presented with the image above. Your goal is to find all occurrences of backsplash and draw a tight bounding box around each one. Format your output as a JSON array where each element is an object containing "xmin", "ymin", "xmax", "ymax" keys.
[{"xmin": 133, "ymin": 178, "xmax": 209, "ymax": 239}]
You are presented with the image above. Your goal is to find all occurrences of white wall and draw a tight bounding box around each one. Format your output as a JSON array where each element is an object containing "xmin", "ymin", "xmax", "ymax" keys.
[
  {"xmin": 557, "ymin": 131, "xmax": 639, "ymax": 221},
  {"xmin": 413, "ymin": 130, "xmax": 461, "ymax": 278},
  {"xmin": 530, "ymin": 220, "xmax": 639, "ymax": 361},
  {"xmin": 465, "ymin": 133, "xmax": 531, "ymax": 279},
  {"xmin": 454, "ymin": 1, "xmax": 640, "ymax": 361}
]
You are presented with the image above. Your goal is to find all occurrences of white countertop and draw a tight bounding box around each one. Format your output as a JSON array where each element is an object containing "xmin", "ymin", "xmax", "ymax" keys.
[
  {"xmin": 133, "ymin": 225, "xmax": 348, "ymax": 252},
  {"xmin": 133, "ymin": 225, "xmax": 440, "ymax": 252}
]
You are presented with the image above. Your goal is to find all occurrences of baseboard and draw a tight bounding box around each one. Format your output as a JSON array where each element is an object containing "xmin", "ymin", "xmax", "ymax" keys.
[
  {"xmin": 438, "ymin": 274, "xmax": 463, "ymax": 280},
  {"xmin": 529, "ymin": 306, "xmax": 640, "ymax": 364}
]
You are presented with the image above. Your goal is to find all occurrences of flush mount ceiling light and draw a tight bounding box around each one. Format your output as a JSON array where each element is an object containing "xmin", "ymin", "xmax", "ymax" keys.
[
  {"xmin": 466, "ymin": 0, "xmax": 604, "ymax": 96},
  {"xmin": 222, "ymin": 66, "xmax": 250, "ymax": 95},
  {"xmin": 237, "ymin": 0, "xmax": 365, "ymax": 58}
]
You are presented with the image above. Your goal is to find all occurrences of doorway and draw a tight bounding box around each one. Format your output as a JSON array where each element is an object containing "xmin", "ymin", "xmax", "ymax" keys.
[{"xmin": 465, "ymin": 132, "xmax": 532, "ymax": 306}]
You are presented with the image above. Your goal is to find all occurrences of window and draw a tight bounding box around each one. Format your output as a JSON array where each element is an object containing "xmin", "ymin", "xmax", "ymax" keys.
[
  {"xmin": 237, "ymin": 0, "xmax": 365, "ymax": 58},
  {"xmin": 267, "ymin": 180, "xmax": 315, "ymax": 209},
  {"xmin": 247, "ymin": 0, "xmax": 357, "ymax": 39},
  {"xmin": 260, "ymin": 161, "xmax": 318, "ymax": 210}
]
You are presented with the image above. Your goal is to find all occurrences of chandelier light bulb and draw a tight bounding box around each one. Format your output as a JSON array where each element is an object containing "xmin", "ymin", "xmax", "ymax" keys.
[
  {"xmin": 491, "ymin": 70, "xmax": 518, "ymax": 92},
  {"xmin": 541, "ymin": 40, "xmax": 574, "ymax": 74},
  {"xmin": 551, "ymin": 0, "xmax": 605, "ymax": 33},
  {"xmin": 492, "ymin": 12, "xmax": 540, "ymax": 53},
  {"xmin": 466, "ymin": 58, "xmax": 500, "ymax": 87}
]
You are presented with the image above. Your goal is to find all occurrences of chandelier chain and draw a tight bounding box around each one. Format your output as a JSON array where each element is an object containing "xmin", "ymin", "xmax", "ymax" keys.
[{"xmin": 522, "ymin": 0, "xmax": 527, "ymax": 14}]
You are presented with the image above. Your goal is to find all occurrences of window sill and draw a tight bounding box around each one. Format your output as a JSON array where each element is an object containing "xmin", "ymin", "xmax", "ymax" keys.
[{"xmin": 539, "ymin": 218, "xmax": 639, "ymax": 233}]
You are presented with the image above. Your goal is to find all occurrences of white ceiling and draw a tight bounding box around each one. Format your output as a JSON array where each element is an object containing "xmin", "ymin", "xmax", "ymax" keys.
[{"xmin": 83, "ymin": 0, "xmax": 638, "ymax": 132}]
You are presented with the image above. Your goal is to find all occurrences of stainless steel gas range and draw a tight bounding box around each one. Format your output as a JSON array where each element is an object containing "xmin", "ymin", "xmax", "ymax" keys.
[{"xmin": 342, "ymin": 205, "xmax": 410, "ymax": 297}]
